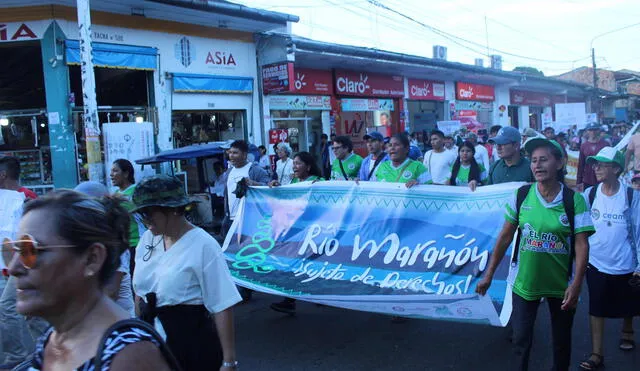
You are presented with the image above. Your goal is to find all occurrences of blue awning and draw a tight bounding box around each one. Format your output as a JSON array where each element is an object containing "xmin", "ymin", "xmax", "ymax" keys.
[
  {"xmin": 65, "ymin": 40, "xmax": 157, "ymax": 70},
  {"xmin": 172, "ymin": 73, "xmax": 253, "ymax": 94}
]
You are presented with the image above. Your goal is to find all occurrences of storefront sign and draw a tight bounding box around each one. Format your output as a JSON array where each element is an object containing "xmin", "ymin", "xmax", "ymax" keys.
[
  {"xmin": 455, "ymin": 82, "xmax": 495, "ymax": 101},
  {"xmin": 407, "ymin": 79, "xmax": 445, "ymax": 101},
  {"xmin": 269, "ymin": 95, "xmax": 332, "ymax": 110},
  {"xmin": 0, "ymin": 22, "xmax": 49, "ymax": 42},
  {"xmin": 510, "ymin": 90, "xmax": 553, "ymax": 106},
  {"xmin": 293, "ymin": 68, "xmax": 333, "ymax": 94},
  {"xmin": 341, "ymin": 98, "xmax": 394, "ymax": 112},
  {"xmin": 269, "ymin": 128, "xmax": 289, "ymax": 144},
  {"xmin": 335, "ymin": 71, "xmax": 404, "ymax": 97},
  {"xmin": 262, "ymin": 62, "xmax": 294, "ymax": 94}
]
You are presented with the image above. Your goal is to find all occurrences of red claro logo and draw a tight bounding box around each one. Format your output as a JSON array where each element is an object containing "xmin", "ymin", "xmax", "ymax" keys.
[
  {"xmin": 0, "ymin": 23, "xmax": 37, "ymax": 41},
  {"xmin": 337, "ymin": 73, "xmax": 370, "ymax": 94},
  {"xmin": 294, "ymin": 72, "xmax": 307, "ymax": 90},
  {"xmin": 206, "ymin": 51, "xmax": 236, "ymax": 65},
  {"xmin": 458, "ymin": 86, "xmax": 474, "ymax": 99}
]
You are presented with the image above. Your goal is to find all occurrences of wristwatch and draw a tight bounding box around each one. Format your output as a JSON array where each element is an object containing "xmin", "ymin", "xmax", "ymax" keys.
[{"xmin": 222, "ymin": 360, "xmax": 239, "ymax": 369}]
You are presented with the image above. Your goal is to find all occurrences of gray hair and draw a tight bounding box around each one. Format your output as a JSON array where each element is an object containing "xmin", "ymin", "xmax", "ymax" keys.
[{"xmin": 276, "ymin": 142, "xmax": 292, "ymax": 156}]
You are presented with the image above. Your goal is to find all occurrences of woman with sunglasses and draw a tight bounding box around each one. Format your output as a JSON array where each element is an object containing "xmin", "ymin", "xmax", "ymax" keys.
[
  {"xmin": 5, "ymin": 190, "xmax": 173, "ymax": 370},
  {"xmin": 131, "ymin": 175, "xmax": 242, "ymax": 371}
]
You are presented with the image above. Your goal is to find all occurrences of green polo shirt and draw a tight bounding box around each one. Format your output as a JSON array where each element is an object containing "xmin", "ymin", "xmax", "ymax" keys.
[{"xmin": 488, "ymin": 156, "xmax": 534, "ymax": 185}]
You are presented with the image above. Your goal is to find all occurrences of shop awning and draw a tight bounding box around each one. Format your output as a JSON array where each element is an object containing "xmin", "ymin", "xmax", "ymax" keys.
[
  {"xmin": 65, "ymin": 40, "xmax": 157, "ymax": 70},
  {"xmin": 172, "ymin": 73, "xmax": 253, "ymax": 94}
]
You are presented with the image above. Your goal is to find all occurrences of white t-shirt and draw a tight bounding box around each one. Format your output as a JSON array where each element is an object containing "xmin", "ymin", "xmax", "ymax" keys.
[
  {"xmin": 259, "ymin": 155, "xmax": 271, "ymax": 172},
  {"xmin": 474, "ymin": 144, "xmax": 490, "ymax": 173},
  {"xmin": 584, "ymin": 184, "xmax": 635, "ymax": 275},
  {"xmin": 423, "ymin": 149, "xmax": 457, "ymax": 184},
  {"xmin": 133, "ymin": 228, "xmax": 242, "ymax": 313},
  {"xmin": 276, "ymin": 158, "xmax": 294, "ymax": 185},
  {"xmin": 115, "ymin": 249, "xmax": 135, "ymax": 317},
  {"xmin": 226, "ymin": 163, "xmax": 251, "ymax": 219}
]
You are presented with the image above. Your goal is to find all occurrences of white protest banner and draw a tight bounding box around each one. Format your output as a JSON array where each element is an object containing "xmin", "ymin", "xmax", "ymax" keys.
[
  {"xmin": 555, "ymin": 103, "xmax": 586, "ymax": 130},
  {"xmin": 103, "ymin": 122, "xmax": 156, "ymax": 187},
  {"xmin": 437, "ymin": 120, "xmax": 461, "ymax": 136}
]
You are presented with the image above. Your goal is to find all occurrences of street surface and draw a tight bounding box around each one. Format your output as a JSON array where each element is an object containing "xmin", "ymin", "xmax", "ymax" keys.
[{"xmin": 235, "ymin": 290, "xmax": 639, "ymax": 370}]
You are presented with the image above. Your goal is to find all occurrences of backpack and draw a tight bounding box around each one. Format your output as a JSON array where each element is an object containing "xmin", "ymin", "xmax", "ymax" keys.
[
  {"xmin": 587, "ymin": 184, "xmax": 634, "ymax": 209},
  {"xmin": 512, "ymin": 184, "xmax": 576, "ymax": 279}
]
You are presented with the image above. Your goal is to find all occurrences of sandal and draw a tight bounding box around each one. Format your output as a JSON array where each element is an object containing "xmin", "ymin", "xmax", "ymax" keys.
[
  {"xmin": 620, "ymin": 331, "xmax": 635, "ymax": 351},
  {"xmin": 579, "ymin": 353, "xmax": 604, "ymax": 370}
]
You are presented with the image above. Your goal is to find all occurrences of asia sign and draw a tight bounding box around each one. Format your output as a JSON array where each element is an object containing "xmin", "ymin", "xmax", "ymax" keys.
[
  {"xmin": 407, "ymin": 79, "xmax": 445, "ymax": 101},
  {"xmin": 262, "ymin": 62, "xmax": 294, "ymax": 94},
  {"xmin": 269, "ymin": 95, "xmax": 332, "ymax": 110},
  {"xmin": 510, "ymin": 90, "xmax": 553, "ymax": 106},
  {"xmin": 455, "ymin": 82, "xmax": 495, "ymax": 102},
  {"xmin": 293, "ymin": 68, "xmax": 333, "ymax": 95},
  {"xmin": 335, "ymin": 70, "xmax": 404, "ymax": 98},
  {"xmin": 0, "ymin": 21, "xmax": 50, "ymax": 43}
]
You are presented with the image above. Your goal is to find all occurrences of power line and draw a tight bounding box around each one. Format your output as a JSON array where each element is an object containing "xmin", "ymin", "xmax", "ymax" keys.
[{"xmin": 365, "ymin": 0, "xmax": 591, "ymax": 64}]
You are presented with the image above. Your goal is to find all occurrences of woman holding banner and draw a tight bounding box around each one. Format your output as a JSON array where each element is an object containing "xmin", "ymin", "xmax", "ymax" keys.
[
  {"xmin": 269, "ymin": 151, "xmax": 323, "ymax": 315},
  {"xmin": 447, "ymin": 141, "xmax": 487, "ymax": 191},
  {"xmin": 373, "ymin": 133, "xmax": 432, "ymax": 187},
  {"xmin": 476, "ymin": 138, "xmax": 594, "ymax": 371}
]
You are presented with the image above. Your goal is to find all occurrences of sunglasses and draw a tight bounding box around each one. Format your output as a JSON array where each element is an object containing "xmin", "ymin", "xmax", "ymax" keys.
[{"xmin": 2, "ymin": 234, "xmax": 76, "ymax": 269}]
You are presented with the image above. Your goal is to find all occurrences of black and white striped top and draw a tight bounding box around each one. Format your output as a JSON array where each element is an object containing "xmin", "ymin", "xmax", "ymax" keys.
[{"xmin": 29, "ymin": 323, "xmax": 160, "ymax": 370}]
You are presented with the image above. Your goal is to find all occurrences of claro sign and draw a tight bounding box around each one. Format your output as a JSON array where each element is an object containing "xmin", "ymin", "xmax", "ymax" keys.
[
  {"xmin": 407, "ymin": 79, "xmax": 445, "ymax": 101},
  {"xmin": 335, "ymin": 70, "xmax": 404, "ymax": 98},
  {"xmin": 455, "ymin": 82, "xmax": 495, "ymax": 102}
]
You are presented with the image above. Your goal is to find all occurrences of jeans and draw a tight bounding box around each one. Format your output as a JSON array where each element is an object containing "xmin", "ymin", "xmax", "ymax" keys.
[
  {"xmin": 0, "ymin": 276, "xmax": 49, "ymax": 367},
  {"xmin": 511, "ymin": 293, "xmax": 575, "ymax": 371}
]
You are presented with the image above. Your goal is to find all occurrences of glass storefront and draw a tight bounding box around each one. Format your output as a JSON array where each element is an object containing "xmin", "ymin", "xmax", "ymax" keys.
[{"xmin": 172, "ymin": 110, "xmax": 246, "ymax": 148}]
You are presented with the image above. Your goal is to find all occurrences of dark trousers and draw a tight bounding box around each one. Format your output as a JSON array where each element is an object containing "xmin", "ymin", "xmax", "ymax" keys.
[{"xmin": 511, "ymin": 293, "xmax": 575, "ymax": 371}]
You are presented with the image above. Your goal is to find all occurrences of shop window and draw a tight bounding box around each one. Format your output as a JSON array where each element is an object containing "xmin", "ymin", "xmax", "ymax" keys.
[
  {"xmin": 0, "ymin": 42, "xmax": 46, "ymax": 110},
  {"xmin": 69, "ymin": 66, "xmax": 150, "ymax": 107},
  {"xmin": 172, "ymin": 110, "xmax": 245, "ymax": 148}
]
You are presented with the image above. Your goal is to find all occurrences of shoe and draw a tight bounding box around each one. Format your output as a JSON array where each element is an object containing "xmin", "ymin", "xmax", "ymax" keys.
[
  {"xmin": 579, "ymin": 353, "xmax": 604, "ymax": 370},
  {"xmin": 270, "ymin": 299, "xmax": 296, "ymax": 315},
  {"xmin": 620, "ymin": 331, "xmax": 635, "ymax": 351}
]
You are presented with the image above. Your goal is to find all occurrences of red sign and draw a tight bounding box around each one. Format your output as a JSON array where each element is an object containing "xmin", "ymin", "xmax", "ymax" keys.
[
  {"xmin": 335, "ymin": 70, "xmax": 404, "ymax": 97},
  {"xmin": 510, "ymin": 90, "xmax": 554, "ymax": 106},
  {"xmin": 262, "ymin": 62, "xmax": 294, "ymax": 94},
  {"xmin": 292, "ymin": 68, "xmax": 333, "ymax": 95},
  {"xmin": 407, "ymin": 79, "xmax": 445, "ymax": 101},
  {"xmin": 455, "ymin": 82, "xmax": 495, "ymax": 101},
  {"xmin": 0, "ymin": 23, "xmax": 37, "ymax": 41},
  {"xmin": 268, "ymin": 129, "xmax": 289, "ymax": 144}
]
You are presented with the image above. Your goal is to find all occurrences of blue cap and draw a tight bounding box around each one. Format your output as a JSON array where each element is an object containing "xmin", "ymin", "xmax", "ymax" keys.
[
  {"xmin": 363, "ymin": 131, "xmax": 384, "ymax": 141},
  {"xmin": 489, "ymin": 126, "xmax": 521, "ymax": 145}
]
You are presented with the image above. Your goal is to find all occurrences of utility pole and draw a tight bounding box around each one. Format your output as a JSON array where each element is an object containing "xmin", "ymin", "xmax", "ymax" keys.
[
  {"xmin": 76, "ymin": 0, "xmax": 104, "ymax": 183},
  {"xmin": 591, "ymin": 47, "xmax": 599, "ymax": 120}
]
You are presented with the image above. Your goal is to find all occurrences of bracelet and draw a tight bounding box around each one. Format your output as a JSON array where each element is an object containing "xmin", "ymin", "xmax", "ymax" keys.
[{"xmin": 222, "ymin": 360, "xmax": 239, "ymax": 368}]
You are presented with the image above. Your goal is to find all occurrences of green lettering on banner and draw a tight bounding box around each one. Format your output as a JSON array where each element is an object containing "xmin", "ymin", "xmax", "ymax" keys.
[{"xmin": 233, "ymin": 217, "xmax": 276, "ymax": 274}]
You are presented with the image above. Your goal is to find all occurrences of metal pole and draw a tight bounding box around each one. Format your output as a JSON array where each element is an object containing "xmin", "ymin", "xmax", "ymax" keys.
[
  {"xmin": 591, "ymin": 48, "xmax": 599, "ymax": 121},
  {"xmin": 76, "ymin": 0, "xmax": 104, "ymax": 183}
]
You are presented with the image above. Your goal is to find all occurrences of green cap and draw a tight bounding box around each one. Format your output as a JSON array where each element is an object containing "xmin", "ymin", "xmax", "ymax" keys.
[
  {"xmin": 587, "ymin": 146, "xmax": 624, "ymax": 170},
  {"xmin": 524, "ymin": 138, "xmax": 565, "ymax": 157},
  {"xmin": 131, "ymin": 175, "xmax": 193, "ymax": 212}
]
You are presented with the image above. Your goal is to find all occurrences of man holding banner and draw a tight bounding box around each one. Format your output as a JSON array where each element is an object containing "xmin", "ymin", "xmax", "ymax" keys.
[{"xmin": 330, "ymin": 136, "xmax": 363, "ymax": 181}]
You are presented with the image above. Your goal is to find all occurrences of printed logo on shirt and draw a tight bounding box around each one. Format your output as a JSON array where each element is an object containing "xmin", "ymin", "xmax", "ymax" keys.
[
  {"xmin": 348, "ymin": 163, "xmax": 356, "ymax": 170},
  {"xmin": 559, "ymin": 214, "xmax": 570, "ymax": 227},
  {"xmin": 591, "ymin": 208, "xmax": 600, "ymax": 220},
  {"xmin": 402, "ymin": 170, "xmax": 413, "ymax": 179},
  {"xmin": 602, "ymin": 212, "xmax": 625, "ymax": 224},
  {"xmin": 521, "ymin": 223, "xmax": 568, "ymax": 254}
]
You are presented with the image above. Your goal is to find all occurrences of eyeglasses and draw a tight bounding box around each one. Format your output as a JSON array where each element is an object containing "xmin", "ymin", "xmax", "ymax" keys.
[{"xmin": 2, "ymin": 234, "xmax": 76, "ymax": 269}]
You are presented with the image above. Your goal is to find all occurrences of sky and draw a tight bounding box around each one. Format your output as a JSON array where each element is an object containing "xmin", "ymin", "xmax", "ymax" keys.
[{"xmin": 233, "ymin": 0, "xmax": 640, "ymax": 76}]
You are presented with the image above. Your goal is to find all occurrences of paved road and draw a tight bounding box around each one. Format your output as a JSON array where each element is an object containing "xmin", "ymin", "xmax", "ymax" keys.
[{"xmin": 234, "ymin": 290, "xmax": 639, "ymax": 371}]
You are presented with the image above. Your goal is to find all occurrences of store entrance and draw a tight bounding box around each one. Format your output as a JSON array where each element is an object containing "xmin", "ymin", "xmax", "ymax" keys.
[{"xmin": 172, "ymin": 110, "xmax": 246, "ymax": 148}]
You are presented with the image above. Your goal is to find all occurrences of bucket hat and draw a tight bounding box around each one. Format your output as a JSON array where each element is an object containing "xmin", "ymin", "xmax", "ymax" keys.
[{"xmin": 131, "ymin": 175, "xmax": 194, "ymax": 212}]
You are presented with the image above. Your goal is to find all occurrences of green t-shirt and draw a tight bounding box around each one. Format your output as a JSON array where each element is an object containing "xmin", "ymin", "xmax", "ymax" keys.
[
  {"xmin": 504, "ymin": 184, "xmax": 594, "ymax": 300},
  {"xmin": 374, "ymin": 159, "xmax": 432, "ymax": 184},
  {"xmin": 291, "ymin": 175, "xmax": 323, "ymax": 184},
  {"xmin": 451, "ymin": 163, "xmax": 488, "ymax": 186},
  {"xmin": 116, "ymin": 184, "xmax": 140, "ymax": 248},
  {"xmin": 331, "ymin": 153, "xmax": 363, "ymax": 180}
]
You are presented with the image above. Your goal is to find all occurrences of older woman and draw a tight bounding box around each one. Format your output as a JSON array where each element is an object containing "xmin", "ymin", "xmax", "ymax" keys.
[
  {"xmin": 5, "ymin": 190, "xmax": 172, "ymax": 370},
  {"xmin": 578, "ymin": 147, "xmax": 640, "ymax": 370},
  {"xmin": 374, "ymin": 133, "xmax": 431, "ymax": 187},
  {"xmin": 275, "ymin": 142, "xmax": 294, "ymax": 185},
  {"xmin": 132, "ymin": 175, "xmax": 241, "ymax": 371},
  {"xmin": 477, "ymin": 138, "xmax": 594, "ymax": 371}
]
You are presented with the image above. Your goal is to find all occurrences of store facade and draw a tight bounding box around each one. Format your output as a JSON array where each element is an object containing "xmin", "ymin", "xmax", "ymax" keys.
[
  {"xmin": 406, "ymin": 78, "xmax": 446, "ymax": 142},
  {"xmin": 509, "ymin": 89, "xmax": 565, "ymax": 130},
  {"xmin": 334, "ymin": 70, "xmax": 405, "ymax": 156},
  {"xmin": 453, "ymin": 82, "xmax": 496, "ymax": 132}
]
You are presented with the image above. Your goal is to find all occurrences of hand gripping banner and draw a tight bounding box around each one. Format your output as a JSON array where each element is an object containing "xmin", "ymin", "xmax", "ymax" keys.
[{"xmin": 222, "ymin": 181, "xmax": 521, "ymax": 326}]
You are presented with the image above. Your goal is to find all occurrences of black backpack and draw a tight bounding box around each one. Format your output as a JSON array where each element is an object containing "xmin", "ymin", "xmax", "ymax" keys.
[
  {"xmin": 587, "ymin": 184, "xmax": 634, "ymax": 209},
  {"xmin": 512, "ymin": 184, "xmax": 576, "ymax": 279}
]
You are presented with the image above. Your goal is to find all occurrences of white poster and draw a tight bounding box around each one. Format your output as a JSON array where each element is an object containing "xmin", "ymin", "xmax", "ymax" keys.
[
  {"xmin": 554, "ymin": 103, "xmax": 587, "ymax": 130},
  {"xmin": 103, "ymin": 122, "xmax": 156, "ymax": 188},
  {"xmin": 0, "ymin": 190, "xmax": 26, "ymax": 269},
  {"xmin": 437, "ymin": 120, "xmax": 462, "ymax": 136}
]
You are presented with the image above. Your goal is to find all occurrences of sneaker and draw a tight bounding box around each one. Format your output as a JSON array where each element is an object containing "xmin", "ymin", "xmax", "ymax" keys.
[{"xmin": 270, "ymin": 299, "xmax": 296, "ymax": 315}]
